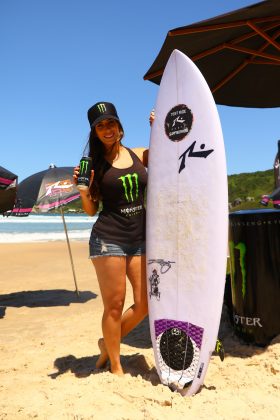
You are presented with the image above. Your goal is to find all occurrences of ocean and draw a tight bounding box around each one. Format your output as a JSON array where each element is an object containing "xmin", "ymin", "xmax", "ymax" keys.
[{"xmin": 0, "ymin": 213, "xmax": 97, "ymax": 243}]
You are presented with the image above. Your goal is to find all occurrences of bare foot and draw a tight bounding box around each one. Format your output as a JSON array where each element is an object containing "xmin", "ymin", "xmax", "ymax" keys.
[
  {"xmin": 110, "ymin": 365, "xmax": 125, "ymax": 376},
  {"xmin": 95, "ymin": 338, "xmax": 109, "ymax": 369}
]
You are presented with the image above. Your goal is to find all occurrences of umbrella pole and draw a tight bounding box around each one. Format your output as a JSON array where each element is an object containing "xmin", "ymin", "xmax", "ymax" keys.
[{"xmin": 60, "ymin": 207, "xmax": 79, "ymax": 297}]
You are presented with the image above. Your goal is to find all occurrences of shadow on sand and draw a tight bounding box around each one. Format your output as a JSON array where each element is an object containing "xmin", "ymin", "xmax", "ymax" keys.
[
  {"xmin": 122, "ymin": 316, "xmax": 152, "ymax": 349},
  {"xmin": 0, "ymin": 289, "xmax": 97, "ymax": 319},
  {"xmin": 50, "ymin": 316, "xmax": 157, "ymax": 384},
  {"xmin": 50, "ymin": 352, "xmax": 160, "ymax": 385}
]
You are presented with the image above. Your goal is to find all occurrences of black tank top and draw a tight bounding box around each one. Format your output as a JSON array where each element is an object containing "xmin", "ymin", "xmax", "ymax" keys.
[{"xmin": 92, "ymin": 148, "xmax": 147, "ymax": 246}]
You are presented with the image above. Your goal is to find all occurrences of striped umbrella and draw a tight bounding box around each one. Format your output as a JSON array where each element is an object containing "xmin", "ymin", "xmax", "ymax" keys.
[
  {"xmin": 12, "ymin": 164, "xmax": 81, "ymax": 296},
  {"xmin": 0, "ymin": 166, "xmax": 18, "ymax": 214}
]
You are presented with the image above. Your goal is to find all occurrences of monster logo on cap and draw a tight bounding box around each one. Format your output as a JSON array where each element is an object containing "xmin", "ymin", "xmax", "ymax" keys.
[
  {"xmin": 87, "ymin": 101, "xmax": 121, "ymax": 128},
  {"xmin": 97, "ymin": 103, "xmax": 106, "ymax": 113}
]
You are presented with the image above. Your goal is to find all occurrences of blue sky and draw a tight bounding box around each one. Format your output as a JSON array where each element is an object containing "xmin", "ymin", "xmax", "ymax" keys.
[{"xmin": 1, "ymin": 0, "xmax": 279, "ymax": 181}]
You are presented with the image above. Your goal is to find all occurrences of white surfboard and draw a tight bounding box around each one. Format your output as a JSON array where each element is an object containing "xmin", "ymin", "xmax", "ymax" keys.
[{"xmin": 146, "ymin": 49, "xmax": 228, "ymax": 396}]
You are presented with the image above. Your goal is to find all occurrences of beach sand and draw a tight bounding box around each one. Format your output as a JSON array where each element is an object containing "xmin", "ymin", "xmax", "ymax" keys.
[{"xmin": 0, "ymin": 242, "xmax": 279, "ymax": 419}]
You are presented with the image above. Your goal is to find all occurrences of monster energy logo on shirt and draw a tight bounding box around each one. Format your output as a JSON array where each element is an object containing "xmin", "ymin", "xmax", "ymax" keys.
[
  {"xmin": 97, "ymin": 103, "xmax": 106, "ymax": 113},
  {"xmin": 119, "ymin": 173, "xmax": 139, "ymax": 202}
]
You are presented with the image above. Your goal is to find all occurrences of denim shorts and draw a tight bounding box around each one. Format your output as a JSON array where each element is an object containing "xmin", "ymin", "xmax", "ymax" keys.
[{"xmin": 89, "ymin": 232, "xmax": 146, "ymax": 258}]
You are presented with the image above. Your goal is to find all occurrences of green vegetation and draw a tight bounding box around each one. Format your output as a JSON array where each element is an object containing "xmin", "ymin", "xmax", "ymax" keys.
[
  {"xmin": 63, "ymin": 198, "xmax": 84, "ymax": 213},
  {"xmin": 228, "ymin": 169, "xmax": 275, "ymax": 211},
  {"xmin": 50, "ymin": 198, "xmax": 84, "ymax": 214},
  {"xmin": 60, "ymin": 168, "xmax": 276, "ymax": 213}
]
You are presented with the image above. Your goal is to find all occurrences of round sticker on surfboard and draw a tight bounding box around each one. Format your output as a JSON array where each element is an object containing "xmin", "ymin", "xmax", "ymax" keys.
[{"xmin": 164, "ymin": 104, "xmax": 193, "ymax": 141}]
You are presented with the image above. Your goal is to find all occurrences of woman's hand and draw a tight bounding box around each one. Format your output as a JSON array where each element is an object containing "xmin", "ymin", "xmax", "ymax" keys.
[
  {"xmin": 73, "ymin": 166, "xmax": 95, "ymax": 188},
  {"xmin": 149, "ymin": 109, "xmax": 155, "ymax": 126},
  {"xmin": 73, "ymin": 166, "xmax": 80, "ymax": 185},
  {"xmin": 73, "ymin": 165, "xmax": 98, "ymax": 215}
]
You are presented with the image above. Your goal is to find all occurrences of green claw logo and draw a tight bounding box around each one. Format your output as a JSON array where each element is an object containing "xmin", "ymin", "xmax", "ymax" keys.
[
  {"xmin": 97, "ymin": 103, "xmax": 106, "ymax": 113},
  {"xmin": 80, "ymin": 160, "xmax": 89, "ymax": 174},
  {"xmin": 215, "ymin": 339, "xmax": 225, "ymax": 361},
  {"xmin": 119, "ymin": 173, "xmax": 139, "ymax": 202},
  {"xmin": 229, "ymin": 241, "xmax": 247, "ymax": 299}
]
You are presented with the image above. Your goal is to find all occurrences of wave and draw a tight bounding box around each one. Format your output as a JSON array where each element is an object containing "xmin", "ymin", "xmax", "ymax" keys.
[
  {"xmin": 0, "ymin": 229, "xmax": 91, "ymax": 243},
  {"xmin": 0, "ymin": 214, "xmax": 96, "ymax": 224},
  {"xmin": 0, "ymin": 213, "xmax": 96, "ymax": 242}
]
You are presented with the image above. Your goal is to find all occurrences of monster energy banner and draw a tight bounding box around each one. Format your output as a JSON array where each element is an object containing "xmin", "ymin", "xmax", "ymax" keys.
[{"xmin": 229, "ymin": 209, "xmax": 280, "ymax": 346}]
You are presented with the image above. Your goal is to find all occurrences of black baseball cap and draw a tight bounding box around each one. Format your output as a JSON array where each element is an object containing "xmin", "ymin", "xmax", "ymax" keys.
[{"xmin": 87, "ymin": 102, "xmax": 121, "ymax": 128}]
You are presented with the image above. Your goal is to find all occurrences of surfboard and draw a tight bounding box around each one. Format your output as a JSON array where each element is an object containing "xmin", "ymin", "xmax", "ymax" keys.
[{"xmin": 146, "ymin": 49, "xmax": 228, "ymax": 396}]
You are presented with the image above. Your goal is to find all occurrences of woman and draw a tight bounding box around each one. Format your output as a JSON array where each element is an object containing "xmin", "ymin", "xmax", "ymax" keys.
[{"xmin": 73, "ymin": 102, "xmax": 150, "ymax": 375}]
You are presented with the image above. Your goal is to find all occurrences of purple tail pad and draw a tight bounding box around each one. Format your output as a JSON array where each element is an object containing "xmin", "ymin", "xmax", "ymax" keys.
[{"xmin": 155, "ymin": 319, "xmax": 204, "ymax": 349}]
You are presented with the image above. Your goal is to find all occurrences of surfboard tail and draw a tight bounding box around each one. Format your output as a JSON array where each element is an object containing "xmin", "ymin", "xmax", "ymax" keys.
[{"xmin": 154, "ymin": 319, "xmax": 204, "ymax": 392}]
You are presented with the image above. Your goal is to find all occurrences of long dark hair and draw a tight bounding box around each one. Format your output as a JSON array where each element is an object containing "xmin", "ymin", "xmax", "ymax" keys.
[{"xmin": 86, "ymin": 122, "xmax": 124, "ymax": 200}]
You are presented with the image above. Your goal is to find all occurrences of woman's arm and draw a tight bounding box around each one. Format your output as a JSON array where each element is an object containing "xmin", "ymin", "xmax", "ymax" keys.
[
  {"xmin": 79, "ymin": 189, "xmax": 99, "ymax": 216},
  {"xmin": 131, "ymin": 109, "xmax": 154, "ymax": 167},
  {"xmin": 132, "ymin": 147, "xmax": 148, "ymax": 167}
]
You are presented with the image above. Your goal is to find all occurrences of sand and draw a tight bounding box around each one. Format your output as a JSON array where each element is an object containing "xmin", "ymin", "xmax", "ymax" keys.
[{"xmin": 0, "ymin": 242, "xmax": 279, "ymax": 419}]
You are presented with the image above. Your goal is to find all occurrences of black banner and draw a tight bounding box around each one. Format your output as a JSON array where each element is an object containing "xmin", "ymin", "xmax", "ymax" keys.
[{"xmin": 229, "ymin": 209, "xmax": 280, "ymax": 346}]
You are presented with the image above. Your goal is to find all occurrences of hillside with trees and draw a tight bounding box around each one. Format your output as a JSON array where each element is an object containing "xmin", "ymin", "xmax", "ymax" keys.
[
  {"xmin": 228, "ymin": 169, "xmax": 275, "ymax": 210},
  {"xmin": 63, "ymin": 169, "xmax": 276, "ymax": 213}
]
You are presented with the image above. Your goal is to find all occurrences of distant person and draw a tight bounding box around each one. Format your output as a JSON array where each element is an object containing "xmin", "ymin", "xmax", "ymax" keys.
[
  {"xmin": 260, "ymin": 139, "xmax": 280, "ymax": 209},
  {"xmin": 73, "ymin": 102, "xmax": 152, "ymax": 375}
]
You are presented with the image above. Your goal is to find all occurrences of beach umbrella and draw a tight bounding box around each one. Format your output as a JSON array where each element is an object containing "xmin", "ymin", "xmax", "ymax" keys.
[
  {"xmin": 0, "ymin": 166, "xmax": 18, "ymax": 215},
  {"xmin": 143, "ymin": 0, "xmax": 280, "ymax": 108},
  {"xmin": 12, "ymin": 164, "xmax": 81, "ymax": 296}
]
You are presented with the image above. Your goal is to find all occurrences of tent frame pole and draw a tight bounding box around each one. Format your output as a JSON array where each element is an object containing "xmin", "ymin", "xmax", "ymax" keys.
[{"xmin": 60, "ymin": 207, "xmax": 79, "ymax": 297}]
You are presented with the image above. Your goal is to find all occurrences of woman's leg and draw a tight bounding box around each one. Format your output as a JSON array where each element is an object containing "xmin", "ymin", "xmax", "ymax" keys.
[
  {"xmin": 92, "ymin": 256, "xmax": 127, "ymax": 374},
  {"xmin": 121, "ymin": 254, "xmax": 148, "ymax": 336},
  {"xmin": 95, "ymin": 255, "xmax": 148, "ymax": 367}
]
